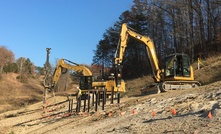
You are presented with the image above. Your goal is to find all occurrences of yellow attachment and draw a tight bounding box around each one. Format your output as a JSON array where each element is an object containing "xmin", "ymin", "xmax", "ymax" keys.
[{"xmin": 92, "ymin": 80, "xmax": 126, "ymax": 93}]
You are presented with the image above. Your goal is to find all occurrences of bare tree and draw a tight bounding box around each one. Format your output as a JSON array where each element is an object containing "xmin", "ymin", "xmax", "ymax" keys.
[
  {"xmin": 16, "ymin": 57, "xmax": 26, "ymax": 82},
  {"xmin": 0, "ymin": 46, "xmax": 15, "ymax": 74}
]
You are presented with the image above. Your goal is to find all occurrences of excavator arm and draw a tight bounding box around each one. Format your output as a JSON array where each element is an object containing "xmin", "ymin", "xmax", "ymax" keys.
[
  {"xmin": 114, "ymin": 23, "xmax": 162, "ymax": 86},
  {"xmin": 52, "ymin": 58, "xmax": 92, "ymax": 89}
]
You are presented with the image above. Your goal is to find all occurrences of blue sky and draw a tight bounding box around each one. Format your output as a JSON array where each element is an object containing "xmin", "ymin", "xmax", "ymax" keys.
[{"xmin": 0, "ymin": 0, "xmax": 132, "ymax": 67}]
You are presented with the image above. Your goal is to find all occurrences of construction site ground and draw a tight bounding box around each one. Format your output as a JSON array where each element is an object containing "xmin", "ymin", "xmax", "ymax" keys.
[
  {"xmin": 0, "ymin": 55, "xmax": 221, "ymax": 134},
  {"xmin": 0, "ymin": 81, "xmax": 220, "ymax": 134}
]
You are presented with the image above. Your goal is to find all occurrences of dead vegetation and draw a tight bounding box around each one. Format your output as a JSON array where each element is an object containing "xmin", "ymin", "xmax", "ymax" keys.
[
  {"xmin": 0, "ymin": 73, "xmax": 43, "ymax": 113},
  {"xmin": 123, "ymin": 54, "xmax": 221, "ymax": 97},
  {"xmin": 194, "ymin": 54, "xmax": 221, "ymax": 84},
  {"xmin": 122, "ymin": 76, "xmax": 155, "ymax": 97}
]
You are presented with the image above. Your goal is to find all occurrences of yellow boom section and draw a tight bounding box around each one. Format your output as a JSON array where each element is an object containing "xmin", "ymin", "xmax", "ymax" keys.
[
  {"xmin": 115, "ymin": 23, "xmax": 162, "ymax": 82},
  {"xmin": 52, "ymin": 58, "xmax": 92, "ymax": 87}
]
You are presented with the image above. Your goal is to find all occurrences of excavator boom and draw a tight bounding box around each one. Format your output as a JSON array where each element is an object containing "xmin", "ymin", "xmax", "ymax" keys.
[{"xmin": 115, "ymin": 23, "xmax": 162, "ymax": 83}]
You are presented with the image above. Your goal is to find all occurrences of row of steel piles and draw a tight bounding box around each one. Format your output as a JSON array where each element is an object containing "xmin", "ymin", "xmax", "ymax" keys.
[{"xmin": 68, "ymin": 87, "xmax": 121, "ymax": 114}]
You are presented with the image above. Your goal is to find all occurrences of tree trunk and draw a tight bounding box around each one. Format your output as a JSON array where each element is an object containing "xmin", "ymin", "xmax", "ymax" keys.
[
  {"xmin": 188, "ymin": 0, "xmax": 194, "ymax": 62},
  {"xmin": 206, "ymin": 0, "xmax": 212, "ymax": 42}
]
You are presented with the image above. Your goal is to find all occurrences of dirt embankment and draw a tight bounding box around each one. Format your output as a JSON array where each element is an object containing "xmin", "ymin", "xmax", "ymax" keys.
[
  {"xmin": 0, "ymin": 80, "xmax": 220, "ymax": 134},
  {"xmin": 0, "ymin": 73, "xmax": 43, "ymax": 113}
]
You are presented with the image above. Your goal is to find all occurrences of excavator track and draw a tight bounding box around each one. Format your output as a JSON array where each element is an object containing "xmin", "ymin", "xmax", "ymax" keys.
[{"xmin": 158, "ymin": 81, "xmax": 201, "ymax": 92}]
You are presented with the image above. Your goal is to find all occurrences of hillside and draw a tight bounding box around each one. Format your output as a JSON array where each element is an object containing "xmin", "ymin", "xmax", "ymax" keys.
[
  {"xmin": 0, "ymin": 73, "xmax": 43, "ymax": 113},
  {"xmin": 0, "ymin": 55, "xmax": 221, "ymax": 134}
]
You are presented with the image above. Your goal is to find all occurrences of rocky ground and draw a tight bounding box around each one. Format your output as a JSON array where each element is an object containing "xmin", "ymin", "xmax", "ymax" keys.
[{"xmin": 0, "ymin": 79, "xmax": 221, "ymax": 134}]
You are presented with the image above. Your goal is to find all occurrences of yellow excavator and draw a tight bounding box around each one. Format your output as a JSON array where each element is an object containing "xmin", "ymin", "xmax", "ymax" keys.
[
  {"xmin": 51, "ymin": 58, "xmax": 93, "ymax": 91},
  {"xmin": 114, "ymin": 23, "xmax": 200, "ymax": 92},
  {"xmin": 51, "ymin": 58, "xmax": 125, "ymax": 94}
]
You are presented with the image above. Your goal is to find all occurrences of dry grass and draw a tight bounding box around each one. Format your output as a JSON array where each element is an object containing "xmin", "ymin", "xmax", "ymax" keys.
[
  {"xmin": 124, "ymin": 54, "xmax": 221, "ymax": 97},
  {"xmin": 123, "ymin": 75, "xmax": 155, "ymax": 97},
  {"xmin": 0, "ymin": 73, "xmax": 43, "ymax": 113},
  {"xmin": 194, "ymin": 54, "xmax": 221, "ymax": 84}
]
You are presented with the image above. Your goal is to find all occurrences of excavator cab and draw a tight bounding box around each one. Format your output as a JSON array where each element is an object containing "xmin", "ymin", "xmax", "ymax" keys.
[
  {"xmin": 164, "ymin": 53, "xmax": 191, "ymax": 79},
  {"xmin": 79, "ymin": 76, "xmax": 93, "ymax": 90}
]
